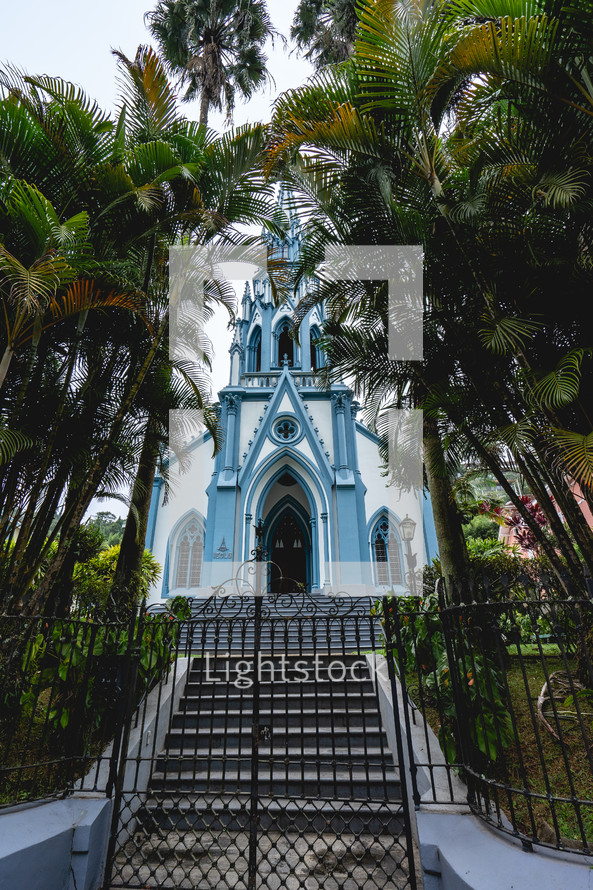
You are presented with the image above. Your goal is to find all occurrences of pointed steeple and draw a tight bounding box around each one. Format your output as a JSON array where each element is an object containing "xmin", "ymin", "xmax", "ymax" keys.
[{"xmin": 231, "ymin": 186, "xmax": 325, "ymax": 382}]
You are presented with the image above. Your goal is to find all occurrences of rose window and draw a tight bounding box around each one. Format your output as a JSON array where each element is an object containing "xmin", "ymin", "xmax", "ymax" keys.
[{"xmin": 274, "ymin": 418, "xmax": 298, "ymax": 441}]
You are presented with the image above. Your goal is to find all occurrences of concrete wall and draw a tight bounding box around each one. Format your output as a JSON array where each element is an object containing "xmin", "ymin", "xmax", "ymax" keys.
[
  {"xmin": 0, "ymin": 796, "xmax": 112, "ymax": 890},
  {"xmin": 418, "ymin": 811, "xmax": 593, "ymax": 890}
]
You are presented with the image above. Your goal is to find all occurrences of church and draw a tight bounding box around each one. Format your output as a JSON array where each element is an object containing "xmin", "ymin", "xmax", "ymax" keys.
[{"xmin": 145, "ymin": 197, "xmax": 438, "ymax": 604}]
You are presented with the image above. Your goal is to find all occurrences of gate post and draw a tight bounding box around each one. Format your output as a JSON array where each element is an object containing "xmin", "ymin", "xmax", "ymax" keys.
[
  {"xmin": 381, "ymin": 595, "xmax": 418, "ymax": 890},
  {"xmin": 102, "ymin": 610, "xmax": 145, "ymax": 889},
  {"xmin": 247, "ymin": 520, "xmax": 265, "ymax": 890}
]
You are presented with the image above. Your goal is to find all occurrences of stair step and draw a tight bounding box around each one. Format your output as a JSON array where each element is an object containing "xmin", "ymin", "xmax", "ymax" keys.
[
  {"xmin": 154, "ymin": 751, "xmax": 393, "ymax": 772},
  {"xmin": 184, "ymin": 677, "xmax": 377, "ymax": 694},
  {"xmin": 144, "ymin": 640, "xmax": 399, "ymax": 831},
  {"xmin": 190, "ymin": 653, "xmax": 379, "ymax": 665},
  {"xmin": 170, "ymin": 709, "xmax": 382, "ymax": 729},
  {"xmin": 165, "ymin": 728, "xmax": 389, "ymax": 750},
  {"xmin": 165, "ymin": 733, "xmax": 390, "ymax": 750},
  {"xmin": 149, "ymin": 767, "xmax": 400, "ymax": 798},
  {"xmin": 178, "ymin": 693, "xmax": 376, "ymax": 710},
  {"xmin": 137, "ymin": 795, "xmax": 404, "ymax": 833}
]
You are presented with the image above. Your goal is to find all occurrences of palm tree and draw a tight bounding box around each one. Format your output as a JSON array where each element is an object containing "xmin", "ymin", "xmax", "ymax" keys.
[
  {"xmin": 291, "ymin": 0, "xmax": 359, "ymax": 68},
  {"xmin": 145, "ymin": 0, "xmax": 280, "ymax": 125},
  {"xmin": 0, "ymin": 48, "xmax": 285, "ymax": 614},
  {"xmin": 267, "ymin": 0, "xmax": 593, "ymax": 590}
]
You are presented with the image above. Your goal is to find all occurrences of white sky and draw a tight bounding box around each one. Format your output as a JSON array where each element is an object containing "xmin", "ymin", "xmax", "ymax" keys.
[
  {"xmin": 1, "ymin": 0, "xmax": 314, "ymax": 518},
  {"xmin": 0, "ymin": 1, "xmax": 312, "ymax": 125}
]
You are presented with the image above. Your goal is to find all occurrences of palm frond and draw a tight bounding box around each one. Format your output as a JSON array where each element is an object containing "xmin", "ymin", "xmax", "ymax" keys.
[
  {"xmin": 0, "ymin": 427, "xmax": 35, "ymax": 465},
  {"xmin": 531, "ymin": 349, "xmax": 590, "ymax": 409},
  {"xmin": 478, "ymin": 313, "xmax": 542, "ymax": 354}
]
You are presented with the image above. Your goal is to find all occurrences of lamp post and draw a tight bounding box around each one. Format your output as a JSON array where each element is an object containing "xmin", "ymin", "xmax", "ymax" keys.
[
  {"xmin": 400, "ymin": 515, "xmax": 420, "ymax": 597},
  {"xmin": 254, "ymin": 518, "xmax": 265, "ymax": 596}
]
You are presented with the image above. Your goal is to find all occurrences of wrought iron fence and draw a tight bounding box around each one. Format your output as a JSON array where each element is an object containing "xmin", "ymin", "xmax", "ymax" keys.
[
  {"xmin": 5, "ymin": 583, "xmax": 593, "ymax": 868},
  {"xmin": 106, "ymin": 590, "xmax": 417, "ymax": 890},
  {"xmin": 389, "ymin": 590, "xmax": 593, "ymax": 854},
  {"xmin": 0, "ymin": 609, "xmax": 180, "ymax": 809}
]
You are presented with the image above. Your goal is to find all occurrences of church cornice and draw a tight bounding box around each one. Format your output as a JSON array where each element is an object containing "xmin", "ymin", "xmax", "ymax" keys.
[
  {"xmin": 156, "ymin": 427, "xmax": 213, "ymax": 473},
  {"xmin": 354, "ymin": 420, "xmax": 380, "ymax": 445}
]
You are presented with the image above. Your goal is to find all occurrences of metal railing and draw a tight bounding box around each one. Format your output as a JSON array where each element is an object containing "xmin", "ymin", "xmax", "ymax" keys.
[
  {"xmin": 6, "ymin": 586, "xmax": 593, "ymax": 860},
  {"xmin": 240, "ymin": 371, "xmax": 323, "ymax": 388},
  {"xmin": 0, "ymin": 610, "xmax": 179, "ymax": 809},
  {"xmin": 389, "ymin": 591, "xmax": 593, "ymax": 854}
]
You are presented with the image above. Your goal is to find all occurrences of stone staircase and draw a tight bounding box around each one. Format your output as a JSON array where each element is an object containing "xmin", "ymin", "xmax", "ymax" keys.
[
  {"xmin": 148, "ymin": 654, "xmax": 400, "ymax": 808},
  {"xmin": 113, "ymin": 597, "xmax": 409, "ymax": 888}
]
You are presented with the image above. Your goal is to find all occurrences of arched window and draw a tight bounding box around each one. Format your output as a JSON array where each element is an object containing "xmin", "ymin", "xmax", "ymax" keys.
[
  {"xmin": 247, "ymin": 327, "xmax": 262, "ymax": 372},
  {"xmin": 175, "ymin": 519, "xmax": 203, "ymax": 588},
  {"xmin": 310, "ymin": 325, "xmax": 323, "ymax": 371},
  {"xmin": 372, "ymin": 518, "xmax": 403, "ymax": 586},
  {"xmin": 276, "ymin": 321, "xmax": 294, "ymax": 366}
]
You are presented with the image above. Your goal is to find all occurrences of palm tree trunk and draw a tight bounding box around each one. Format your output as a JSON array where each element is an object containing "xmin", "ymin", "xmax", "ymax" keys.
[
  {"xmin": 110, "ymin": 417, "xmax": 161, "ymax": 613},
  {"xmin": 424, "ymin": 416, "xmax": 469, "ymax": 588},
  {"xmin": 20, "ymin": 312, "xmax": 169, "ymax": 614},
  {"xmin": 0, "ymin": 345, "xmax": 14, "ymax": 390},
  {"xmin": 199, "ymin": 91, "xmax": 209, "ymax": 127}
]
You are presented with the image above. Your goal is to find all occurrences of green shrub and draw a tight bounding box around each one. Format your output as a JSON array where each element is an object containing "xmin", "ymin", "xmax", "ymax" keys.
[
  {"xmin": 424, "ymin": 538, "xmax": 554, "ymax": 600},
  {"xmin": 379, "ymin": 594, "xmax": 514, "ymax": 764},
  {"xmin": 462, "ymin": 514, "xmax": 500, "ymax": 542},
  {"xmin": 17, "ymin": 611, "xmax": 177, "ymax": 736},
  {"xmin": 72, "ymin": 545, "xmax": 161, "ymax": 614}
]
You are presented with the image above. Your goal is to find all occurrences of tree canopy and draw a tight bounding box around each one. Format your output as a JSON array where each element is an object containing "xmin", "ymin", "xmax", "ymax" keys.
[
  {"xmin": 145, "ymin": 0, "xmax": 280, "ymax": 124},
  {"xmin": 268, "ymin": 0, "xmax": 593, "ymax": 590},
  {"xmin": 0, "ymin": 46, "xmax": 285, "ymax": 614}
]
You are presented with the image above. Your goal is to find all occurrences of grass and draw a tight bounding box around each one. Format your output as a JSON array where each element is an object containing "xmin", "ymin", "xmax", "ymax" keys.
[
  {"xmin": 502, "ymin": 657, "xmax": 593, "ymax": 845},
  {"xmin": 506, "ymin": 643, "xmax": 566, "ymax": 657}
]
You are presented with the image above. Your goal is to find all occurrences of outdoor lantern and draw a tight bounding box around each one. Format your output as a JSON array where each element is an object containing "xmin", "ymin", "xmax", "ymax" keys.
[{"xmin": 400, "ymin": 515, "xmax": 416, "ymax": 542}]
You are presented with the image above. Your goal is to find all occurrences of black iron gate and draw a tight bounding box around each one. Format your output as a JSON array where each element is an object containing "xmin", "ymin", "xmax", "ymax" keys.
[{"xmin": 104, "ymin": 586, "xmax": 417, "ymax": 890}]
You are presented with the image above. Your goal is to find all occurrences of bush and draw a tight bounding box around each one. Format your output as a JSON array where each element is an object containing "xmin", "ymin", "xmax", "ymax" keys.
[
  {"xmin": 424, "ymin": 538, "xmax": 555, "ymax": 600},
  {"xmin": 378, "ymin": 593, "xmax": 514, "ymax": 764},
  {"xmin": 72, "ymin": 545, "xmax": 161, "ymax": 614},
  {"xmin": 462, "ymin": 514, "xmax": 500, "ymax": 542}
]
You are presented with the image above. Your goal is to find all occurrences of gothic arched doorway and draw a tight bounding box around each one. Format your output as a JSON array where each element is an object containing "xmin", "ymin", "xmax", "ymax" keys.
[{"xmin": 267, "ymin": 507, "xmax": 310, "ymax": 593}]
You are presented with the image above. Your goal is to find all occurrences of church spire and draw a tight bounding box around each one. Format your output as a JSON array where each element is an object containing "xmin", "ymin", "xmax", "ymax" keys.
[{"xmin": 233, "ymin": 188, "xmax": 324, "ymax": 382}]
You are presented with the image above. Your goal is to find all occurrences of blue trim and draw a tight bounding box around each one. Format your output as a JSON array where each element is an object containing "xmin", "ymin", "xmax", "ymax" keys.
[
  {"xmin": 423, "ymin": 489, "xmax": 439, "ymax": 565},
  {"xmin": 249, "ymin": 460, "xmax": 325, "ymax": 590},
  {"xmin": 161, "ymin": 540, "xmax": 170, "ymax": 599},
  {"xmin": 321, "ymin": 514, "xmax": 330, "ymax": 586},
  {"xmin": 309, "ymin": 324, "xmax": 324, "ymax": 371},
  {"xmin": 238, "ymin": 367, "xmax": 333, "ymax": 492},
  {"xmin": 146, "ymin": 477, "xmax": 163, "ymax": 552},
  {"xmin": 272, "ymin": 314, "xmax": 300, "ymax": 368},
  {"xmin": 367, "ymin": 506, "xmax": 404, "ymax": 538},
  {"xmin": 345, "ymin": 397, "xmax": 369, "ymax": 561},
  {"xmin": 355, "ymin": 420, "xmax": 380, "ymax": 444},
  {"xmin": 248, "ymin": 451, "xmax": 329, "ymax": 519},
  {"xmin": 261, "ymin": 303, "xmax": 272, "ymax": 371},
  {"xmin": 367, "ymin": 508, "xmax": 407, "ymax": 593},
  {"xmin": 269, "ymin": 415, "xmax": 305, "ymax": 447},
  {"xmin": 159, "ymin": 429, "xmax": 213, "ymax": 471},
  {"xmin": 246, "ymin": 325, "xmax": 262, "ymax": 372}
]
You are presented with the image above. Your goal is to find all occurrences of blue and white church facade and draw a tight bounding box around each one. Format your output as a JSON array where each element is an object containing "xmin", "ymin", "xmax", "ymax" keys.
[{"xmin": 146, "ymin": 206, "xmax": 438, "ymax": 604}]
